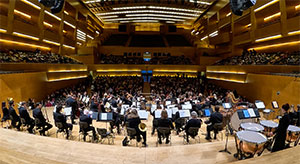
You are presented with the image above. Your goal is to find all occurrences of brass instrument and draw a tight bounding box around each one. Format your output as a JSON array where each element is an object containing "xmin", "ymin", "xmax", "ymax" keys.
[
  {"xmin": 228, "ymin": 92, "xmax": 239, "ymax": 104},
  {"xmin": 104, "ymin": 102, "xmax": 111, "ymax": 112},
  {"xmin": 138, "ymin": 122, "xmax": 147, "ymax": 132}
]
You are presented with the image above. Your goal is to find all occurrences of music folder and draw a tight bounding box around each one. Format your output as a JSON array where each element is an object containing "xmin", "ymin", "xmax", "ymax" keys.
[
  {"xmin": 98, "ymin": 113, "xmax": 113, "ymax": 121},
  {"xmin": 272, "ymin": 101, "xmax": 279, "ymax": 109},
  {"xmin": 155, "ymin": 110, "xmax": 162, "ymax": 119},
  {"xmin": 222, "ymin": 103, "xmax": 232, "ymax": 109},
  {"xmin": 165, "ymin": 101, "xmax": 171, "ymax": 106},
  {"xmin": 172, "ymin": 107, "xmax": 179, "ymax": 114},
  {"xmin": 255, "ymin": 101, "xmax": 265, "ymax": 109},
  {"xmin": 179, "ymin": 110, "xmax": 191, "ymax": 118},
  {"xmin": 182, "ymin": 104, "xmax": 192, "ymax": 110},
  {"xmin": 247, "ymin": 108, "xmax": 256, "ymax": 118},
  {"xmin": 166, "ymin": 109, "xmax": 173, "ymax": 118},
  {"xmin": 63, "ymin": 107, "xmax": 72, "ymax": 116},
  {"xmin": 138, "ymin": 110, "xmax": 148, "ymax": 120},
  {"xmin": 91, "ymin": 112, "xmax": 98, "ymax": 120},
  {"xmin": 204, "ymin": 108, "xmax": 212, "ymax": 117}
]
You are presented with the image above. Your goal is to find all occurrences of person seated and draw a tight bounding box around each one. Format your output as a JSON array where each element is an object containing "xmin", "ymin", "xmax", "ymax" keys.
[
  {"xmin": 33, "ymin": 103, "xmax": 53, "ymax": 136},
  {"xmin": 79, "ymin": 109, "xmax": 98, "ymax": 140},
  {"xmin": 109, "ymin": 108, "xmax": 121, "ymax": 134},
  {"xmin": 271, "ymin": 103, "xmax": 291, "ymax": 152},
  {"xmin": 185, "ymin": 111, "xmax": 202, "ymax": 143},
  {"xmin": 8, "ymin": 100, "xmax": 21, "ymax": 131},
  {"xmin": 18, "ymin": 102, "xmax": 35, "ymax": 134},
  {"xmin": 53, "ymin": 105, "xmax": 73, "ymax": 139},
  {"xmin": 157, "ymin": 110, "xmax": 174, "ymax": 144},
  {"xmin": 127, "ymin": 109, "xmax": 147, "ymax": 147},
  {"xmin": 1, "ymin": 101, "xmax": 10, "ymax": 123},
  {"xmin": 205, "ymin": 106, "xmax": 223, "ymax": 140}
]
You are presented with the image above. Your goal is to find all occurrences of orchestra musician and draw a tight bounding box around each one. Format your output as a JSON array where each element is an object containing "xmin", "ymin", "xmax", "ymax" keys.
[
  {"xmin": 205, "ymin": 106, "xmax": 223, "ymax": 140},
  {"xmin": 18, "ymin": 102, "xmax": 35, "ymax": 134},
  {"xmin": 1, "ymin": 102, "xmax": 9, "ymax": 123},
  {"xmin": 65, "ymin": 94, "xmax": 77, "ymax": 124},
  {"xmin": 271, "ymin": 104, "xmax": 291, "ymax": 152},
  {"xmin": 185, "ymin": 111, "xmax": 202, "ymax": 143},
  {"xmin": 157, "ymin": 110, "xmax": 174, "ymax": 144},
  {"xmin": 8, "ymin": 100, "xmax": 21, "ymax": 131},
  {"xmin": 79, "ymin": 109, "xmax": 98, "ymax": 140},
  {"xmin": 126, "ymin": 109, "xmax": 147, "ymax": 147},
  {"xmin": 53, "ymin": 105, "xmax": 73, "ymax": 139},
  {"xmin": 33, "ymin": 103, "xmax": 53, "ymax": 136},
  {"xmin": 109, "ymin": 107, "xmax": 121, "ymax": 134}
]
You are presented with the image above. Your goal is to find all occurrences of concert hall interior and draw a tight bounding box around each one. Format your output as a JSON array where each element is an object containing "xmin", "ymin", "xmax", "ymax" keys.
[{"xmin": 0, "ymin": 0, "xmax": 300, "ymax": 164}]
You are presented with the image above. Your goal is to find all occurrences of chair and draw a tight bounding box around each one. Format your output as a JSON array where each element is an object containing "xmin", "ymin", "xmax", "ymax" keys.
[
  {"xmin": 79, "ymin": 122, "xmax": 94, "ymax": 142},
  {"xmin": 34, "ymin": 118, "xmax": 49, "ymax": 136},
  {"xmin": 156, "ymin": 127, "xmax": 172, "ymax": 146},
  {"xmin": 126, "ymin": 127, "xmax": 138, "ymax": 147},
  {"xmin": 97, "ymin": 128, "xmax": 114, "ymax": 145},
  {"xmin": 183, "ymin": 127, "xmax": 200, "ymax": 144},
  {"xmin": 55, "ymin": 122, "xmax": 68, "ymax": 139},
  {"xmin": 212, "ymin": 123, "xmax": 224, "ymax": 140},
  {"xmin": 20, "ymin": 118, "xmax": 27, "ymax": 131}
]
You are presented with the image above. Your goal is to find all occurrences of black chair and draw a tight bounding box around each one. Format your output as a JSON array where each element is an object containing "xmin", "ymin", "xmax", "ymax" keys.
[
  {"xmin": 183, "ymin": 127, "xmax": 200, "ymax": 144},
  {"xmin": 34, "ymin": 118, "xmax": 49, "ymax": 136},
  {"xmin": 126, "ymin": 127, "xmax": 138, "ymax": 146},
  {"xmin": 156, "ymin": 127, "xmax": 172, "ymax": 146},
  {"xmin": 55, "ymin": 122, "xmax": 68, "ymax": 139},
  {"xmin": 213, "ymin": 123, "xmax": 224, "ymax": 140},
  {"xmin": 97, "ymin": 128, "xmax": 114, "ymax": 145},
  {"xmin": 20, "ymin": 118, "xmax": 27, "ymax": 131},
  {"xmin": 79, "ymin": 122, "xmax": 94, "ymax": 142}
]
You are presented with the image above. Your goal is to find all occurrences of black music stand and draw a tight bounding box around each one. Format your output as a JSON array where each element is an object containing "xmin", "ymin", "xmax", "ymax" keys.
[{"xmin": 98, "ymin": 112, "xmax": 113, "ymax": 129}]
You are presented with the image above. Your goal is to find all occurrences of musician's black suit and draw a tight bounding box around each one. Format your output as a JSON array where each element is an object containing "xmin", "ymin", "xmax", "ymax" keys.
[
  {"xmin": 65, "ymin": 97, "xmax": 77, "ymax": 124},
  {"xmin": 80, "ymin": 114, "xmax": 97, "ymax": 138},
  {"xmin": 157, "ymin": 118, "xmax": 174, "ymax": 144},
  {"xmin": 53, "ymin": 112, "xmax": 73, "ymax": 139},
  {"xmin": 19, "ymin": 106, "xmax": 34, "ymax": 133},
  {"xmin": 8, "ymin": 106, "xmax": 21, "ymax": 130},
  {"xmin": 205, "ymin": 111, "xmax": 223, "ymax": 139},
  {"xmin": 272, "ymin": 113, "xmax": 291, "ymax": 152},
  {"xmin": 33, "ymin": 107, "xmax": 53, "ymax": 135},
  {"xmin": 185, "ymin": 118, "xmax": 201, "ymax": 142},
  {"xmin": 127, "ymin": 117, "xmax": 147, "ymax": 144}
]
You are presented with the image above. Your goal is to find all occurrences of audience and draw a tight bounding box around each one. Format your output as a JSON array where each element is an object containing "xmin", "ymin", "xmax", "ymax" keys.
[
  {"xmin": 0, "ymin": 49, "xmax": 82, "ymax": 64},
  {"xmin": 214, "ymin": 50, "xmax": 300, "ymax": 66}
]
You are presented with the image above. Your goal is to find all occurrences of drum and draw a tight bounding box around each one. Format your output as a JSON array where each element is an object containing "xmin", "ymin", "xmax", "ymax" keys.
[
  {"xmin": 260, "ymin": 120, "xmax": 278, "ymax": 137},
  {"xmin": 286, "ymin": 125, "xmax": 300, "ymax": 142},
  {"xmin": 263, "ymin": 109, "xmax": 272, "ymax": 120},
  {"xmin": 236, "ymin": 130, "xmax": 267, "ymax": 155},
  {"xmin": 230, "ymin": 110, "xmax": 256, "ymax": 131},
  {"xmin": 240, "ymin": 123, "xmax": 264, "ymax": 132}
]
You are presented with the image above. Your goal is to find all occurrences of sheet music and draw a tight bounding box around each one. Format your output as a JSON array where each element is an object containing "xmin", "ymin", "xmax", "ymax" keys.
[
  {"xmin": 82, "ymin": 96, "xmax": 86, "ymax": 102},
  {"xmin": 160, "ymin": 104, "xmax": 164, "ymax": 110},
  {"xmin": 138, "ymin": 110, "xmax": 148, "ymax": 120},
  {"xmin": 167, "ymin": 104, "xmax": 175, "ymax": 109},
  {"xmin": 64, "ymin": 107, "xmax": 72, "ymax": 116},
  {"xmin": 167, "ymin": 109, "xmax": 172, "ymax": 118},
  {"xmin": 177, "ymin": 98, "xmax": 180, "ymax": 104},
  {"xmin": 272, "ymin": 101, "xmax": 278, "ymax": 108},
  {"xmin": 184, "ymin": 101, "xmax": 190, "ymax": 104},
  {"xmin": 132, "ymin": 102, "xmax": 137, "ymax": 107},
  {"xmin": 179, "ymin": 110, "xmax": 190, "ymax": 118},
  {"xmin": 53, "ymin": 105, "xmax": 57, "ymax": 113},
  {"xmin": 85, "ymin": 97, "xmax": 90, "ymax": 103},
  {"xmin": 92, "ymin": 112, "xmax": 98, "ymax": 120},
  {"xmin": 79, "ymin": 95, "xmax": 82, "ymax": 101},
  {"xmin": 155, "ymin": 110, "xmax": 162, "ymax": 119},
  {"xmin": 101, "ymin": 113, "xmax": 107, "ymax": 120},
  {"xmin": 248, "ymin": 108, "xmax": 256, "ymax": 117},
  {"xmin": 172, "ymin": 107, "xmax": 179, "ymax": 114},
  {"xmin": 166, "ymin": 101, "xmax": 171, "ymax": 106},
  {"xmin": 255, "ymin": 102, "xmax": 265, "ymax": 109},
  {"xmin": 193, "ymin": 100, "xmax": 199, "ymax": 104},
  {"xmin": 137, "ymin": 102, "xmax": 141, "ymax": 107},
  {"xmin": 182, "ymin": 104, "xmax": 192, "ymax": 110}
]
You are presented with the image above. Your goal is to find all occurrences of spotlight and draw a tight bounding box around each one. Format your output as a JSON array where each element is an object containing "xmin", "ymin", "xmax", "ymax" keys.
[
  {"xmin": 230, "ymin": 0, "xmax": 256, "ymax": 16},
  {"xmin": 39, "ymin": 0, "xmax": 65, "ymax": 14}
]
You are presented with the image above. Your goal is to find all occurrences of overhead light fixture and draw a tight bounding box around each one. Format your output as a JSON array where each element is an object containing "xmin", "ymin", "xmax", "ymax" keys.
[
  {"xmin": 166, "ymin": 21, "xmax": 175, "ymax": 24},
  {"xmin": 14, "ymin": 10, "xmax": 31, "ymax": 19},
  {"xmin": 48, "ymin": 69, "xmax": 87, "ymax": 73},
  {"xmin": 113, "ymin": 6, "xmax": 147, "ymax": 10},
  {"xmin": 87, "ymin": 35, "xmax": 94, "ymax": 40},
  {"xmin": 226, "ymin": 12, "xmax": 231, "ymax": 17},
  {"xmin": 77, "ymin": 42, "xmax": 82, "ymax": 45},
  {"xmin": 296, "ymin": 4, "xmax": 300, "ymax": 10},
  {"xmin": 246, "ymin": 23, "xmax": 251, "ymax": 27},
  {"xmin": 64, "ymin": 11, "xmax": 69, "ymax": 15},
  {"xmin": 209, "ymin": 31, "xmax": 218, "ymax": 37},
  {"xmin": 63, "ymin": 30, "xmax": 67, "ymax": 33},
  {"xmin": 255, "ymin": 34, "xmax": 281, "ymax": 42},
  {"xmin": 0, "ymin": 28, "xmax": 7, "ymax": 33},
  {"xmin": 0, "ymin": 39, "xmax": 50, "ymax": 50},
  {"xmin": 64, "ymin": 21, "xmax": 75, "ymax": 28},
  {"xmin": 248, "ymin": 40, "xmax": 300, "ymax": 50},
  {"xmin": 104, "ymin": 17, "xmax": 185, "ymax": 22},
  {"xmin": 48, "ymin": 75, "xmax": 87, "ymax": 82},
  {"xmin": 120, "ymin": 21, "xmax": 130, "ymax": 23},
  {"xmin": 189, "ymin": 0, "xmax": 211, "ymax": 5},
  {"xmin": 63, "ymin": 44, "xmax": 75, "ymax": 49},
  {"xmin": 207, "ymin": 76, "xmax": 245, "ymax": 83},
  {"xmin": 43, "ymin": 21, "xmax": 53, "ymax": 28},
  {"xmin": 97, "ymin": 69, "xmax": 141, "ymax": 72},
  {"xmin": 101, "ymin": 15, "xmax": 118, "ymax": 19},
  {"xmin": 132, "ymin": 20, "xmax": 159, "ymax": 23},
  {"xmin": 97, "ymin": 10, "xmax": 199, "ymax": 17},
  {"xmin": 45, "ymin": 10, "xmax": 61, "ymax": 21},
  {"xmin": 201, "ymin": 36, "xmax": 208, "ymax": 40},
  {"xmin": 13, "ymin": 32, "xmax": 39, "ymax": 40},
  {"xmin": 288, "ymin": 30, "xmax": 300, "ymax": 35},
  {"xmin": 125, "ymin": 14, "xmax": 195, "ymax": 19},
  {"xmin": 95, "ymin": 31, "xmax": 99, "ymax": 34},
  {"xmin": 21, "ymin": 0, "xmax": 41, "ymax": 10},
  {"xmin": 254, "ymin": 0, "xmax": 279, "ymax": 12},
  {"xmin": 148, "ymin": 6, "xmax": 202, "ymax": 13},
  {"xmin": 43, "ymin": 39, "xmax": 60, "ymax": 46},
  {"xmin": 195, "ymin": 32, "xmax": 199, "ymax": 35},
  {"xmin": 206, "ymin": 70, "xmax": 246, "ymax": 74},
  {"xmin": 264, "ymin": 12, "xmax": 281, "ymax": 21}
]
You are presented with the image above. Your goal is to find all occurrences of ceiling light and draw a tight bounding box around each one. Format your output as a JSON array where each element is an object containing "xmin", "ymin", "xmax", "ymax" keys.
[
  {"xmin": 13, "ymin": 32, "xmax": 39, "ymax": 40},
  {"xmin": 87, "ymin": 35, "xmax": 94, "ymax": 40},
  {"xmin": 254, "ymin": 0, "xmax": 279, "ymax": 12},
  {"xmin": 0, "ymin": 28, "xmax": 7, "ymax": 33},
  {"xmin": 14, "ymin": 10, "xmax": 31, "ymax": 19},
  {"xmin": 45, "ymin": 10, "xmax": 61, "ymax": 21},
  {"xmin": 105, "ymin": 17, "xmax": 185, "ymax": 22},
  {"xmin": 97, "ymin": 10, "xmax": 199, "ymax": 17},
  {"xmin": 64, "ymin": 21, "xmax": 75, "ymax": 28},
  {"xmin": 101, "ymin": 15, "xmax": 118, "ymax": 19},
  {"xmin": 166, "ymin": 21, "xmax": 175, "ymax": 24},
  {"xmin": 113, "ymin": 6, "xmax": 147, "ymax": 10},
  {"xmin": 64, "ymin": 11, "xmax": 69, "ymax": 15},
  {"xmin": 226, "ymin": 12, "xmax": 231, "ymax": 17},
  {"xmin": 255, "ymin": 34, "xmax": 281, "ymax": 42},
  {"xmin": 43, "ymin": 21, "xmax": 53, "ymax": 28},
  {"xmin": 125, "ymin": 14, "xmax": 195, "ymax": 19},
  {"xmin": 148, "ymin": 6, "xmax": 202, "ymax": 13},
  {"xmin": 264, "ymin": 12, "xmax": 281, "ymax": 21},
  {"xmin": 0, "ymin": 39, "xmax": 50, "ymax": 50},
  {"xmin": 63, "ymin": 44, "xmax": 75, "ymax": 49},
  {"xmin": 288, "ymin": 30, "xmax": 300, "ymax": 35},
  {"xmin": 132, "ymin": 20, "xmax": 159, "ymax": 23},
  {"xmin": 21, "ymin": 0, "xmax": 41, "ymax": 10},
  {"xmin": 43, "ymin": 39, "xmax": 60, "ymax": 46},
  {"xmin": 296, "ymin": 4, "xmax": 300, "ymax": 10},
  {"xmin": 201, "ymin": 36, "xmax": 208, "ymax": 40},
  {"xmin": 248, "ymin": 40, "xmax": 300, "ymax": 50},
  {"xmin": 209, "ymin": 31, "xmax": 218, "ymax": 37}
]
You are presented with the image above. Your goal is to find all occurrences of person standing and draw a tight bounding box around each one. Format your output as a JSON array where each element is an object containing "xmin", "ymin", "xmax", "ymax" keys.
[{"xmin": 33, "ymin": 103, "xmax": 53, "ymax": 136}]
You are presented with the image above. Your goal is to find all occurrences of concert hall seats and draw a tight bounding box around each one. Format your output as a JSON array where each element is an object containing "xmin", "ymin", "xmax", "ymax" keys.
[
  {"xmin": 102, "ymin": 34, "xmax": 129, "ymax": 46},
  {"xmin": 0, "ymin": 50, "xmax": 82, "ymax": 64},
  {"xmin": 165, "ymin": 35, "xmax": 192, "ymax": 47},
  {"xmin": 214, "ymin": 50, "xmax": 300, "ymax": 66},
  {"xmin": 129, "ymin": 35, "xmax": 165, "ymax": 47},
  {"xmin": 149, "ymin": 56, "xmax": 193, "ymax": 65}
]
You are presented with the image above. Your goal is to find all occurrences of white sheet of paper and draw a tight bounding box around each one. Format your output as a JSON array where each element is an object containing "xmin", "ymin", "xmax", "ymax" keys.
[
  {"xmin": 85, "ymin": 97, "xmax": 90, "ymax": 103},
  {"xmin": 193, "ymin": 100, "xmax": 199, "ymax": 104},
  {"xmin": 155, "ymin": 110, "xmax": 162, "ymax": 119},
  {"xmin": 137, "ymin": 102, "xmax": 141, "ymax": 107},
  {"xmin": 160, "ymin": 104, "xmax": 164, "ymax": 110},
  {"xmin": 177, "ymin": 98, "xmax": 180, "ymax": 103},
  {"xmin": 167, "ymin": 109, "xmax": 172, "ymax": 118},
  {"xmin": 179, "ymin": 110, "xmax": 191, "ymax": 118},
  {"xmin": 248, "ymin": 108, "xmax": 256, "ymax": 117},
  {"xmin": 167, "ymin": 104, "xmax": 175, "ymax": 109},
  {"xmin": 182, "ymin": 104, "xmax": 192, "ymax": 110},
  {"xmin": 53, "ymin": 105, "xmax": 57, "ymax": 113},
  {"xmin": 272, "ymin": 101, "xmax": 278, "ymax": 108},
  {"xmin": 172, "ymin": 107, "xmax": 179, "ymax": 114},
  {"xmin": 101, "ymin": 113, "xmax": 107, "ymax": 120},
  {"xmin": 255, "ymin": 102, "xmax": 265, "ymax": 109},
  {"xmin": 132, "ymin": 102, "xmax": 137, "ymax": 107},
  {"xmin": 138, "ymin": 110, "xmax": 148, "ymax": 120},
  {"xmin": 64, "ymin": 107, "xmax": 72, "ymax": 116},
  {"xmin": 166, "ymin": 101, "xmax": 171, "ymax": 106},
  {"xmin": 184, "ymin": 101, "xmax": 190, "ymax": 104},
  {"xmin": 82, "ymin": 97, "xmax": 86, "ymax": 102}
]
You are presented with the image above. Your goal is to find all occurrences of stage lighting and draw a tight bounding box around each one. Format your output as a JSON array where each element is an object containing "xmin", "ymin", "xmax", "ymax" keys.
[
  {"xmin": 39, "ymin": 0, "xmax": 65, "ymax": 14},
  {"xmin": 230, "ymin": 0, "xmax": 256, "ymax": 16}
]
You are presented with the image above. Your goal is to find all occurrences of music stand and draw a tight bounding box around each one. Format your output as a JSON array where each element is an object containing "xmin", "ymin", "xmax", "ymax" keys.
[
  {"xmin": 222, "ymin": 103, "xmax": 232, "ymax": 109},
  {"xmin": 138, "ymin": 110, "xmax": 148, "ymax": 120},
  {"xmin": 255, "ymin": 101, "xmax": 265, "ymax": 110},
  {"xmin": 98, "ymin": 112, "xmax": 113, "ymax": 129}
]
